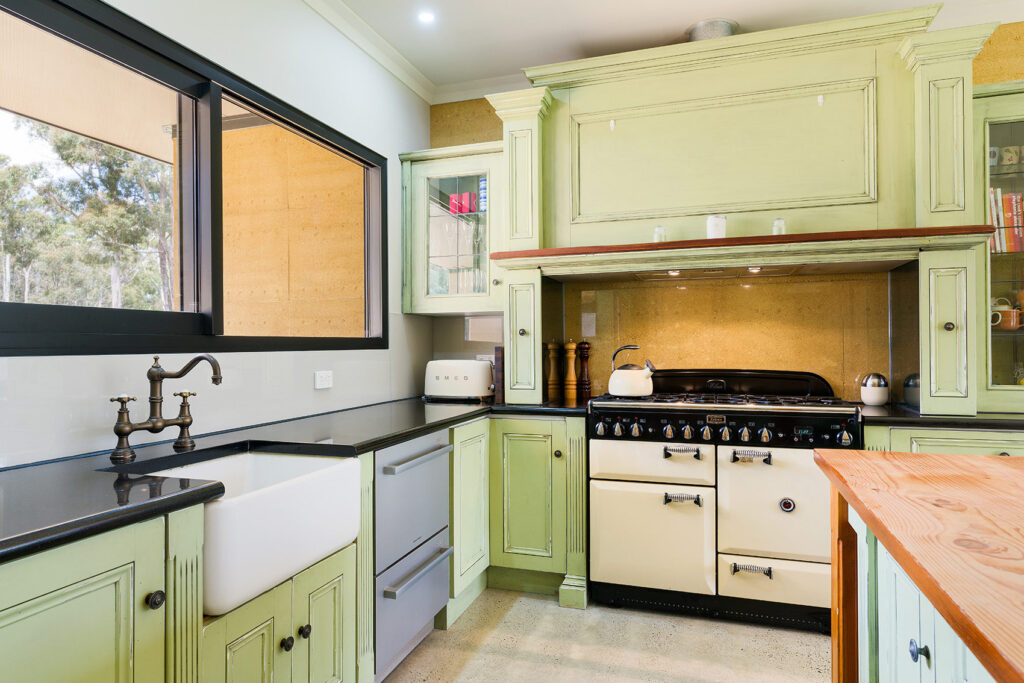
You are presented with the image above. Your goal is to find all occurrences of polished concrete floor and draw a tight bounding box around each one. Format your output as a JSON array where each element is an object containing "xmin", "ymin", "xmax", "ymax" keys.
[{"xmin": 387, "ymin": 589, "xmax": 830, "ymax": 682}]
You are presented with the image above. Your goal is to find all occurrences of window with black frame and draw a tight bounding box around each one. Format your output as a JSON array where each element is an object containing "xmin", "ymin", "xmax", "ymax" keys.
[{"xmin": 0, "ymin": 1, "xmax": 386, "ymax": 354}]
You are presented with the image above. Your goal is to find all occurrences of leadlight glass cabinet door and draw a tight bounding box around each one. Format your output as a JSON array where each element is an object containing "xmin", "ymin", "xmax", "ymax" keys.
[{"xmin": 403, "ymin": 146, "xmax": 504, "ymax": 315}]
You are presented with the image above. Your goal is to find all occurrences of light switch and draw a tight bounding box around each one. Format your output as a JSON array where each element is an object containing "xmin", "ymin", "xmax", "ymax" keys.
[{"xmin": 314, "ymin": 370, "xmax": 333, "ymax": 390}]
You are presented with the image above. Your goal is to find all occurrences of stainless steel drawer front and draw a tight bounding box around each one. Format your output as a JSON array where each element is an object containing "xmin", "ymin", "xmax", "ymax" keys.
[
  {"xmin": 375, "ymin": 431, "xmax": 450, "ymax": 572},
  {"xmin": 376, "ymin": 528, "xmax": 450, "ymax": 678}
]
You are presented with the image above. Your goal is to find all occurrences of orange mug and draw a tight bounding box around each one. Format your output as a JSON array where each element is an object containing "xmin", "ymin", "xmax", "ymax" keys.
[{"xmin": 993, "ymin": 308, "xmax": 1024, "ymax": 330}]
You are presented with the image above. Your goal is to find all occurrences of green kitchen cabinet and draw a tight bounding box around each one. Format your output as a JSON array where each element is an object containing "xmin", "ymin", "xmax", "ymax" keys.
[
  {"xmin": 489, "ymin": 417, "xmax": 567, "ymax": 574},
  {"xmin": 203, "ymin": 543, "xmax": 358, "ymax": 683},
  {"xmin": 436, "ymin": 417, "xmax": 491, "ymax": 629},
  {"xmin": 873, "ymin": 541, "xmax": 995, "ymax": 683},
  {"xmin": 973, "ymin": 82, "xmax": 1024, "ymax": 413},
  {"xmin": 400, "ymin": 142, "xmax": 504, "ymax": 315},
  {"xmin": 502, "ymin": 268, "xmax": 544, "ymax": 404},
  {"xmin": 918, "ymin": 248, "xmax": 977, "ymax": 416},
  {"xmin": 292, "ymin": 546, "xmax": 357, "ymax": 683},
  {"xmin": 890, "ymin": 426, "xmax": 1024, "ymax": 457},
  {"xmin": 0, "ymin": 518, "xmax": 167, "ymax": 683}
]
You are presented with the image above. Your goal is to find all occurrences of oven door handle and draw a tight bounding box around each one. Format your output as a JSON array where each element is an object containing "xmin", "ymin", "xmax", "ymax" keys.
[
  {"xmin": 663, "ymin": 445, "xmax": 701, "ymax": 460},
  {"xmin": 731, "ymin": 449, "xmax": 772, "ymax": 465},
  {"xmin": 663, "ymin": 492, "xmax": 702, "ymax": 507},
  {"xmin": 731, "ymin": 562, "xmax": 773, "ymax": 579}
]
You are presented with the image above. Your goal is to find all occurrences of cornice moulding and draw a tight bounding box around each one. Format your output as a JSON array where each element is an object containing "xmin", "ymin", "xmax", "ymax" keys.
[
  {"xmin": 524, "ymin": 5, "xmax": 942, "ymax": 89},
  {"xmin": 399, "ymin": 140, "xmax": 503, "ymax": 163},
  {"xmin": 486, "ymin": 88, "xmax": 553, "ymax": 121},
  {"xmin": 899, "ymin": 23, "xmax": 1000, "ymax": 71}
]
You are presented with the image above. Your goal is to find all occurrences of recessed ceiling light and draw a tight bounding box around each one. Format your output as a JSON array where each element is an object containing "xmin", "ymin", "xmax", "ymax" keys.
[
  {"xmin": 667, "ymin": 270, "xmax": 681, "ymax": 276},
  {"xmin": 418, "ymin": 10, "xmax": 435, "ymax": 23},
  {"xmin": 747, "ymin": 266, "xmax": 762, "ymax": 274}
]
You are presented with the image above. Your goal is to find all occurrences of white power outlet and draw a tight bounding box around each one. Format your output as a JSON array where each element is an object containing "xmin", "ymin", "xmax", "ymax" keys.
[{"xmin": 313, "ymin": 370, "xmax": 333, "ymax": 390}]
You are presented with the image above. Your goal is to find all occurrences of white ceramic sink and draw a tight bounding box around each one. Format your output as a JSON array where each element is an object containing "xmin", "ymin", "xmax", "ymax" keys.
[{"xmin": 152, "ymin": 452, "xmax": 360, "ymax": 615}]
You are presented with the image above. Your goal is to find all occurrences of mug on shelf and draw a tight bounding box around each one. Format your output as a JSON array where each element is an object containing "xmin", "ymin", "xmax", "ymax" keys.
[
  {"xmin": 1016, "ymin": 291, "xmax": 1024, "ymax": 309},
  {"xmin": 1000, "ymin": 145, "xmax": 1021, "ymax": 165},
  {"xmin": 990, "ymin": 146, "xmax": 1000, "ymax": 166},
  {"xmin": 993, "ymin": 308, "xmax": 1024, "ymax": 330}
]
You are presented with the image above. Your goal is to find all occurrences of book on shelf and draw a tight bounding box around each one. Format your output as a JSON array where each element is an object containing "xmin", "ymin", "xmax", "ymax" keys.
[{"xmin": 990, "ymin": 189, "xmax": 1024, "ymax": 253}]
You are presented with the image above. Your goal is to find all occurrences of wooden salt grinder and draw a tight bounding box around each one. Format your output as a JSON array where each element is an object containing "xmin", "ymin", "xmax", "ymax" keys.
[
  {"xmin": 546, "ymin": 341, "xmax": 562, "ymax": 403},
  {"xmin": 564, "ymin": 340, "xmax": 578, "ymax": 407},
  {"xmin": 578, "ymin": 340, "xmax": 592, "ymax": 404}
]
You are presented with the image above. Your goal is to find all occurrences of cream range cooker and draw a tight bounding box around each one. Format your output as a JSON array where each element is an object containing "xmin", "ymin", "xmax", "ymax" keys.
[{"xmin": 588, "ymin": 369, "xmax": 861, "ymax": 633}]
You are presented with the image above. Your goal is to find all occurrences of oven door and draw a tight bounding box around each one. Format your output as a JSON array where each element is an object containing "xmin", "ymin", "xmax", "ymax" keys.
[
  {"xmin": 589, "ymin": 439, "xmax": 716, "ymax": 485},
  {"xmin": 590, "ymin": 479, "xmax": 715, "ymax": 594},
  {"xmin": 717, "ymin": 446, "xmax": 830, "ymax": 563}
]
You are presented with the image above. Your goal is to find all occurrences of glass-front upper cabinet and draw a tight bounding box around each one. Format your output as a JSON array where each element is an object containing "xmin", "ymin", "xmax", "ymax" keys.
[
  {"xmin": 401, "ymin": 143, "xmax": 504, "ymax": 314},
  {"xmin": 975, "ymin": 83, "xmax": 1024, "ymax": 408}
]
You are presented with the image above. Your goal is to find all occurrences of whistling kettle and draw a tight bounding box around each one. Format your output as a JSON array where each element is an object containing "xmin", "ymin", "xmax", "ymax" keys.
[{"xmin": 608, "ymin": 345, "xmax": 655, "ymax": 397}]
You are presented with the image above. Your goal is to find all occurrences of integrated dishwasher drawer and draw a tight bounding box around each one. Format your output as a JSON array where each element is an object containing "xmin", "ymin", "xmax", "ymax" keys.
[
  {"xmin": 375, "ymin": 430, "xmax": 450, "ymax": 571},
  {"xmin": 375, "ymin": 528, "xmax": 451, "ymax": 680},
  {"xmin": 590, "ymin": 479, "xmax": 716, "ymax": 595}
]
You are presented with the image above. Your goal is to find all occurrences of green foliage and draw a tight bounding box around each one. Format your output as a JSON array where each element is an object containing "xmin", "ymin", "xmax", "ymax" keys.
[{"xmin": 0, "ymin": 115, "xmax": 175, "ymax": 310}]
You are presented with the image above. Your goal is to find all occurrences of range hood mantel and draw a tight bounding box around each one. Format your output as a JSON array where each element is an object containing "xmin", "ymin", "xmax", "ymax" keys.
[{"xmin": 489, "ymin": 226, "xmax": 993, "ymax": 280}]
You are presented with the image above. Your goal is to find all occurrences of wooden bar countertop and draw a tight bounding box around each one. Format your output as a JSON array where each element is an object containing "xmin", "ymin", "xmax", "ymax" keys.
[{"xmin": 814, "ymin": 449, "xmax": 1024, "ymax": 682}]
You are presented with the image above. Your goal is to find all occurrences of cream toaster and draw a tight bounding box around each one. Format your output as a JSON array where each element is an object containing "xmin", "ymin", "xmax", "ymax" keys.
[{"xmin": 424, "ymin": 360, "xmax": 494, "ymax": 401}]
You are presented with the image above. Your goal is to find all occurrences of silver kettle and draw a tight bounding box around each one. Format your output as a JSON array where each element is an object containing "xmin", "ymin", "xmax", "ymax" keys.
[{"xmin": 608, "ymin": 345, "xmax": 654, "ymax": 397}]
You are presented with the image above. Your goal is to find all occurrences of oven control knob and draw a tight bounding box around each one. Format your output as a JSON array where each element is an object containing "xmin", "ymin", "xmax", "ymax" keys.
[
  {"xmin": 700, "ymin": 425, "xmax": 713, "ymax": 441},
  {"xmin": 758, "ymin": 427, "xmax": 773, "ymax": 443},
  {"xmin": 594, "ymin": 422, "xmax": 606, "ymax": 436},
  {"xmin": 738, "ymin": 426, "xmax": 752, "ymax": 442},
  {"xmin": 681, "ymin": 425, "xmax": 694, "ymax": 440},
  {"xmin": 663, "ymin": 424, "xmax": 675, "ymax": 439},
  {"xmin": 629, "ymin": 423, "xmax": 642, "ymax": 438},
  {"xmin": 837, "ymin": 430, "xmax": 853, "ymax": 447},
  {"xmin": 719, "ymin": 426, "xmax": 732, "ymax": 441},
  {"xmin": 612, "ymin": 422, "xmax": 624, "ymax": 437}
]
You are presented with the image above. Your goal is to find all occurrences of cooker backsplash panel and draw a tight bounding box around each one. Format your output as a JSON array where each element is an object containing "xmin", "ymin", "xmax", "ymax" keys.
[{"xmin": 563, "ymin": 273, "xmax": 888, "ymax": 401}]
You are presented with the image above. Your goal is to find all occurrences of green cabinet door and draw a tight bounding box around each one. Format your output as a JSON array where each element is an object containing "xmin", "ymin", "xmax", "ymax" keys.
[
  {"xmin": 0, "ymin": 518, "xmax": 166, "ymax": 683},
  {"xmin": 292, "ymin": 544, "xmax": 357, "ymax": 683},
  {"xmin": 451, "ymin": 418, "xmax": 490, "ymax": 596},
  {"xmin": 489, "ymin": 418, "xmax": 567, "ymax": 573},
  {"xmin": 918, "ymin": 249, "xmax": 976, "ymax": 416},
  {"xmin": 890, "ymin": 427, "xmax": 1024, "ymax": 457},
  {"xmin": 502, "ymin": 268, "xmax": 543, "ymax": 404},
  {"xmin": 202, "ymin": 582, "xmax": 292, "ymax": 683}
]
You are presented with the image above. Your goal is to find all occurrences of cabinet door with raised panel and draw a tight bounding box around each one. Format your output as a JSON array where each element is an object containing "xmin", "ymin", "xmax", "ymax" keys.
[
  {"xmin": 451, "ymin": 418, "xmax": 490, "ymax": 596},
  {"xmin": 489, "ymin": 418, "xmax": 566, "ymax": 573},
  {"xmin": 202, "ymin": 582, "xmax": 292, "ymax": 683},
  {"xmin": 919, "ymin": 249, "xmax": 976, "ymax": 415},
  {"xmin": 502, "ymin": 268, "xmax": 543, "ymax": 404},
  {"xmin": 0, "ymin": 518, "xmax": 165, "ymax": 683},
  {"xmin": 292, "ymin": 544, "xmax": 357, "ymax": 683}
]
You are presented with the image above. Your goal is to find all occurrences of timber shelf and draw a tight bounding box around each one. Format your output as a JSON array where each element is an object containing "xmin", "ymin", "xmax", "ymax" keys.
[{"xmin": 489, "ymin": 225, "xmax": 994, "ymax": 279}]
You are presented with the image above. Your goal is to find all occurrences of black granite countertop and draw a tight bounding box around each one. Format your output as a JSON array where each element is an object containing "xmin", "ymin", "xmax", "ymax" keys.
[
  {"xmin": 0, "ymin": 398, "xmax": 493, "ymax": 564},
  {"xmin": 861, "ymin": 403, "xmax": 1024, "ymax": 430}
]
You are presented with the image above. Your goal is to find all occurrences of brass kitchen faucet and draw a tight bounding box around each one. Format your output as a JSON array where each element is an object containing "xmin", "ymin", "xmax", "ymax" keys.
[{"xmin": 109, "ymin": 354, "xmax": 222, "ymax": 463}]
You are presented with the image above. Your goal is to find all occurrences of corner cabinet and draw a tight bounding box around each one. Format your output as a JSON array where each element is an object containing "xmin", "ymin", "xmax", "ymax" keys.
[
  {"xmin": 0, "ymin": 518, "xmax": 167, "ymax": 683},
  {"xmin": 401, "ymin": 142, "xmax": 505, "ymax": 315},
  {"xmin": 202, "ymin": 543, "xmax": 357, "ymax": 683}
]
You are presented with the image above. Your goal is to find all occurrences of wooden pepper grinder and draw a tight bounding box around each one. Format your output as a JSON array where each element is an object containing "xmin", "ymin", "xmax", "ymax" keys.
[
  {"xmin": 578, "ymin": 340, "xmax": 592, "ymax": 404},
  {"xmin": 564, "ymin": 340, "xmax": 578, "ymax": 407},
  {"xmin": 546, "ymin": 341, "xmax": 562, "ymax": 403}
]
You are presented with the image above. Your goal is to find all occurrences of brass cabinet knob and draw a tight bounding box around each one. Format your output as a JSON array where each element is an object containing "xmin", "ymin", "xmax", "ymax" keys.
[
  {"xmin": 492, "ymin": 278, "xmax": 501, "ymax": 286},
  {"xmin": 281, "ymin": 636, "xmax": 295, "ymax": 652},
  {"xmin": 943, "ymin": 322, "xmax": 955, "ymax": 331},
  {"xmin": 145, "ymin": 590, "xmax": 166, "ymax": 610}
]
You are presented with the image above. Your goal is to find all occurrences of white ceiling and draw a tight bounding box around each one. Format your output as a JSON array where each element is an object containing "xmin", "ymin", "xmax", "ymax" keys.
[{"xmin": 323, "ymin": 0, "xmax": 1024, "ymax": 102}]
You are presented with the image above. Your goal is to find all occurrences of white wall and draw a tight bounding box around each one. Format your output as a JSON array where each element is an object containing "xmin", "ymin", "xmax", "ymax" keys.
[{"xmin": 0, "ymin": 0, "xmax": 432, "ymax": 468}]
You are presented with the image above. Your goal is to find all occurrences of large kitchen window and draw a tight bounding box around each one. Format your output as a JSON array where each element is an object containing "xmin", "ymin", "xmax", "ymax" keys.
[{"xmin": 0, "ymin": 0, "xmax": 387, "ymax": 354}]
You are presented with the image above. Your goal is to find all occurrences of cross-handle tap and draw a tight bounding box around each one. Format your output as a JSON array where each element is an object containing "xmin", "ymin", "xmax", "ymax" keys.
[
  {"xmin": 110, "ymin": 395, "xmax": 139, "ymax": 463},
  {"xmin": 172, "ymin": 391, "xmax": 197, "ymax": 452}
]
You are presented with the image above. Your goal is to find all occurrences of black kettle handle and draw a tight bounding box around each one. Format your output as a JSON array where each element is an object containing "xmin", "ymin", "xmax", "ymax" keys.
[{"xmin": 612, "ymin": 345, "xmax": 640, "ymax": 370}]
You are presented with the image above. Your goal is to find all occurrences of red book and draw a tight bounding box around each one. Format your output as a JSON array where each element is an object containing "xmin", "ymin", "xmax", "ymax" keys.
[{"xmin": 1003, "ymin": 195, "xmax": 1017, "ymax": 250}]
